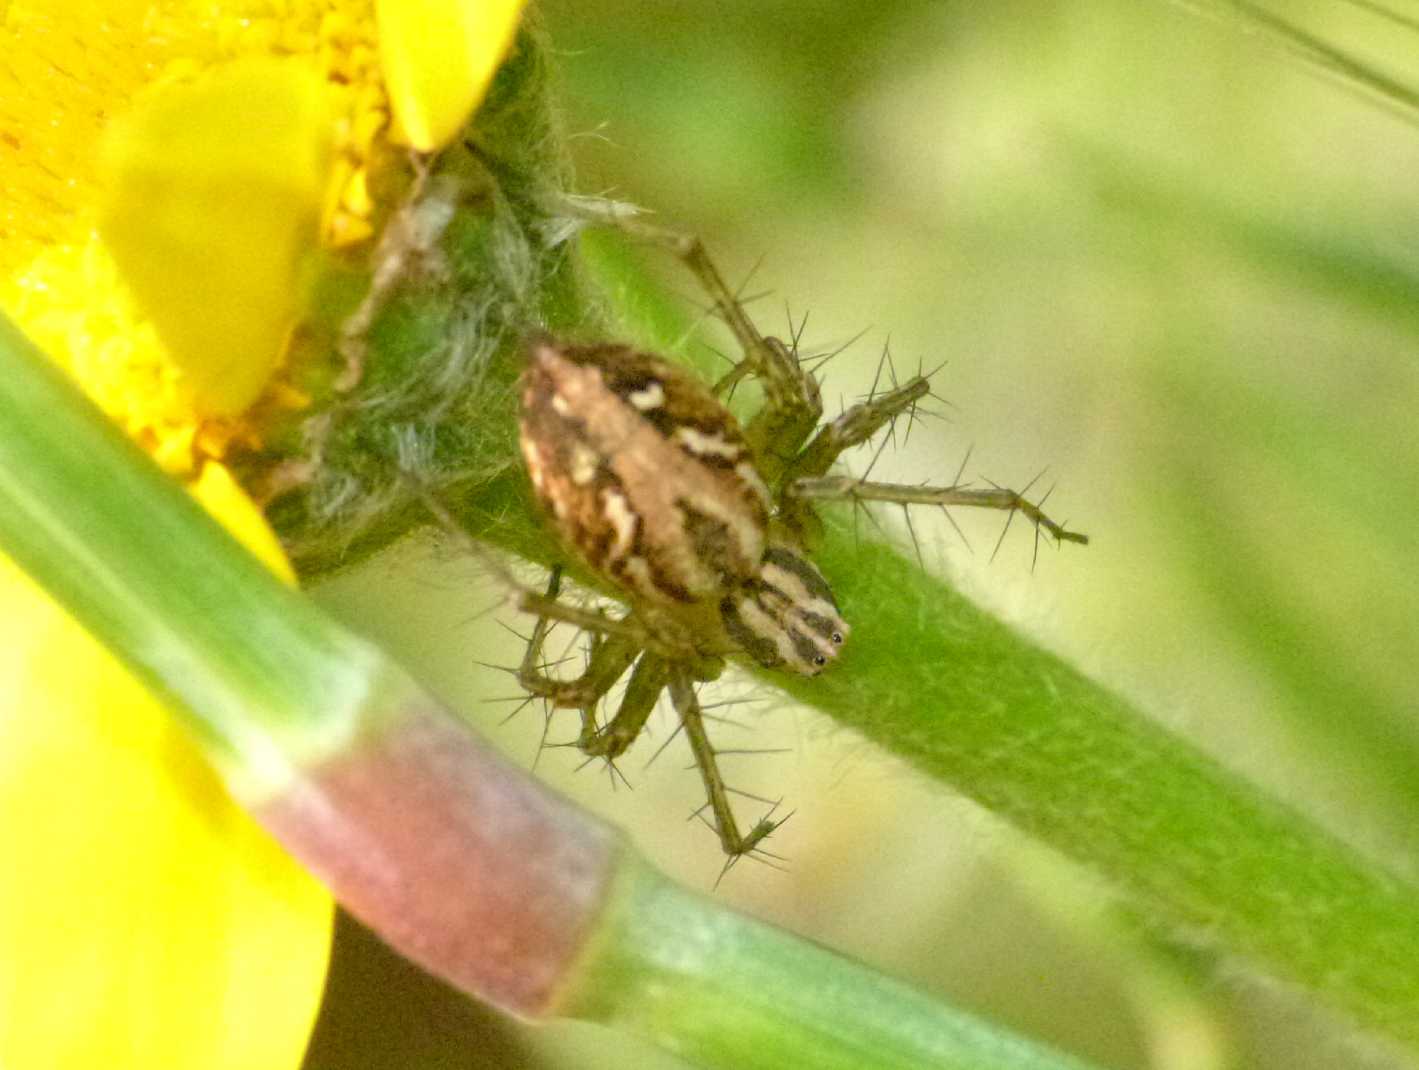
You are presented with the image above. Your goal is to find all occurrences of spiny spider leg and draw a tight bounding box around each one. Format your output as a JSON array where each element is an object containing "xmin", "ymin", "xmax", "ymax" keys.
[
  {"xmin": 515, "ymin": 613, "xmax": 643, "ymax": 709},
  {"xmin": 776, "ymin": 373, "xmax": 1087, "ymax": 547},
  {"xmin": 513, "ymin": 589, "xmax": 647, "ymax": 643},
  {"xmin": 551, "ymin": 195, "xmax": 821, "ymax": 480},
  {"xmin": 554, "ymin": 197, "xmax": 774, "ymax": 377},
  {"xmin": 786, "ymin": 376, "xmax": 932, "ymax": 483},
  {"xmin": 668, "ymin": 670, "xmax": 779, "ymax": 858},
  {"xmin": 580, "ymin": 652, "xmax": 669, "ymax": 759},
  {"xmin": 424, "ymin": 484, "xmax": 765, "ymax": 830},
  {"xmin": 515, "ymin": 572, "xmax": 682, "ymax": 763},
  {"xmin": 515, "ymin": 567, "xmax": 645, "ymax": 712},
  {"xmin": 772, "ymin": 375, "xmax": 932, "ymax": 537},
  {"xmin": 335, "ymin": 153, "xmax": 444, "ymax": 393},
  {"xmin": 787, "ymin": 476, "xmax": 1089, "ymax": 546}
]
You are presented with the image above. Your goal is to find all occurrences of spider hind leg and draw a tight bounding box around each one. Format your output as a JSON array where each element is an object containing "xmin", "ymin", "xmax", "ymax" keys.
[{"xmin": 550, "ymin": 194, "xmax": 823, "ymax": 483}]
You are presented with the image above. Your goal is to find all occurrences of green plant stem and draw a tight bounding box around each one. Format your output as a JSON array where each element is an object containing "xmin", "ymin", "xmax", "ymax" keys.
[
  {"xmin": 455, "ymin": 462, "xmax": 1419, "ymax": 1051},
  {"xmin": 452, "ymin": 392, "xmax": 1419, "ymax": 1054},
  {"xmin": 562, "ymin": 226, "xmax": 1419, "ymax": 1048},
  {"xmin": 561, "ymin": 857, "xmax": 1097, "ymax": 1070},
  {"xmin": 0, "ymin": 314, "xmax": 385, "ymax": 791},
  {"xmin": 772, "ymin": 525, "xmax": 1419, "ymax": 1050},
  {"xmin": 0, "ymin": 310, "xmax": 1110, "ymax": 1070}
]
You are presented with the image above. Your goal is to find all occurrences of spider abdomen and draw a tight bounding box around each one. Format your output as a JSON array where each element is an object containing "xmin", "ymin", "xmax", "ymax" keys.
[{"xmin": 519, "ymin": 338, "xmax": 770, "ymax": 605}]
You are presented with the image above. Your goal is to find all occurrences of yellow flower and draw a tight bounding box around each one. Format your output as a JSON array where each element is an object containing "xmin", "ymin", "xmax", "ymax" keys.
[
  {"xmin": 0, "ymin": 2, "xmax": 526, "ymax": 1066},
  {"xmin": 0, "ymin": 465, "xmax": 329, "ymax": 1069}
]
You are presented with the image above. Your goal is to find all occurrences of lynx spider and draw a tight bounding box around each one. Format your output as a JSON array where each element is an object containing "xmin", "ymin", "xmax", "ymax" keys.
[{"xmin": 513, "ymin": 199, "xmax": 1087, "ymax": 861}]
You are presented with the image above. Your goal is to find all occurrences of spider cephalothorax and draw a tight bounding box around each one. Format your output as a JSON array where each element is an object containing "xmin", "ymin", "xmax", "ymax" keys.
[{"xmin": 511, "ymin": 205, "xmax": 1085, "ymax": 860}]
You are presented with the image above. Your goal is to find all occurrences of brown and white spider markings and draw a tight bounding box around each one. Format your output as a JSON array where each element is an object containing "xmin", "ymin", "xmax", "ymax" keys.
[{"xmin": 514, "ymin": 203, "xmax": 1087, "ymax": 860}]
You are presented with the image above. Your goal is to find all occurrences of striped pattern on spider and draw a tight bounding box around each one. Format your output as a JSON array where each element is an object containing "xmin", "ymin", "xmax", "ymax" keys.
[{"xmin": 514, "ymin": 217, "xmax": 1085, "ymax": 859}]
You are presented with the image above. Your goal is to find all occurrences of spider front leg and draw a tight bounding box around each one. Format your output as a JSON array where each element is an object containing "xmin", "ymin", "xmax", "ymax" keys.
[
  {"xmin": 774, "ymin": 375, "xmax": 932, "ymax": 536},
  {"xmin": 668, "ymin": 669, "xmax": 779, "ymax": 859},
  {"xmin": 334, "ymin": 155, "xmax": 459, "ymax": 393},
  {"xmin": 786, "ymin": 376, "xmax": 931, "ymax": 484},
  {"xmin": 787, "ymin": 476, "xmax": 1089, "ymax": 547},
  {"xmin": 777, "ymin": 370, "xmax": 1087, "ymax": 547}
]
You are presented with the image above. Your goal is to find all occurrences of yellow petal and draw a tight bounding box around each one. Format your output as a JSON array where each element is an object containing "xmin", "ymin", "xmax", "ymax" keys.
[
  {"xmin": 99, "ymin": 59, "xmax": 334, "ymax": 416},
  {"xmin": 376, "ymin": 0, "xmax": 527, "ymax": 151},
  {"xmin": 0, "ymin": 463, "xmax": 332, "ymax": 1070},
  {"xmin": 190, "ymin": 461, "xmax": 297, "ymax": 585}
]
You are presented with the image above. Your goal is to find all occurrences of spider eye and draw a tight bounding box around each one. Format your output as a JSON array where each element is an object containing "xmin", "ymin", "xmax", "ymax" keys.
[
  {"xmin": 831, "ymin": 632, "xmax": 844, "ymax": 645},
  {"xmin": 813, "ymin": 654, "xmax": 827, "ymax": 666}
]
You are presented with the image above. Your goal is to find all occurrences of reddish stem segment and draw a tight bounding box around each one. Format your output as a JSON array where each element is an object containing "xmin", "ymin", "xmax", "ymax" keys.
[{"xmin": 257, "ymin": 708, "xmax": 623, "ymax": 1016}]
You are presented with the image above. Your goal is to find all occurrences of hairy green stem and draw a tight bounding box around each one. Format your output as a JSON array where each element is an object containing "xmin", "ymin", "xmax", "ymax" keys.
[
  {"xmin": 570, "ymin": 224, "xmax": 1419, "ymax": 1048},
  {"xmin": 0, "ymin": 310, "xmax": 1107, "ymax": 1070},
  {"xmin": 456, "ymin": 460, "xmax": 1419, "ymax": 1053},
  {"xmin": 776, "ymin": 526, "xmax": 1419, "ymax": 1049}
]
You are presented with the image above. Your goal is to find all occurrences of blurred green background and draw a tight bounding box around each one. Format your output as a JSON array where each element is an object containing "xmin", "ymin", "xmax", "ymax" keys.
[{"xmin": 305, "ymin": 3, "xmax": 1419, "ymax": 1068}]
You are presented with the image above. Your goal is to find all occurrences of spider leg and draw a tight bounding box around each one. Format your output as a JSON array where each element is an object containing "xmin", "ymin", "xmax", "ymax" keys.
[
  {"xmin": 786, "ymin": 476, "xmax": 1089, "ymax": 546},
  {"xmin": 516, "ymin": 567, "xmax": 645, "ymax": 710},
  {"xmin": 579, "ymin": 653, "xmax": 671, "ymax": 759},
  {"xmin": 668, "ymin": 669, "xmax": 779, "ymax": 858},
  {"xmin": 776, "ymin": 375, "xmax": 933, "ymax": 537},
  {"xmin": 786, "ymin": 376, "xmax": 931, "ymax": 482},
  {"xmin": 549, "ymin": 194, "xmax": 821, "ymax": 482},
  {"xmin": 334, "ymin": 154, "xmax": 451, "ymax": 393},
  {"xmin": 413, "ymin": 483, "xmax": 650, "ymax": 642},
  {"xmin": 551, "ymin": 197, "xmax": 770, "ymax": 373}
]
